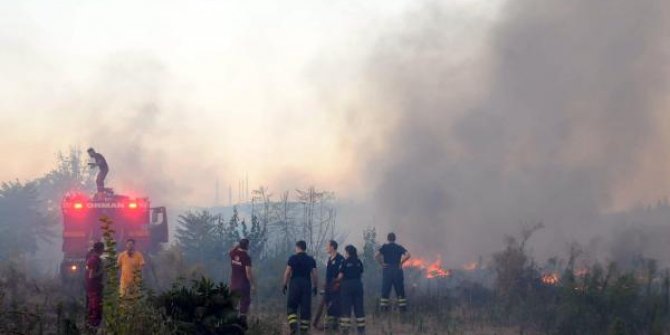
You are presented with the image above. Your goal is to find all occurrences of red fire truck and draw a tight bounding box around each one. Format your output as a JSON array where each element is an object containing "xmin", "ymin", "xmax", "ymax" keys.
[{"xmin": 60, "ymin": 190, "xmax": 168, "ymax": 280}]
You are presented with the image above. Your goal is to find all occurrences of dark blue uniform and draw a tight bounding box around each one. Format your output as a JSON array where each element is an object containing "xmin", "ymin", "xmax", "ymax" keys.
[
  {"xmin": 379, "ymin": 242, "xmax": 408, "ymax": 311},
  {"xmin": 287, "ymin": 252, "xmax": 317, "ymax": 334},
  {"xmin": 339, "ymin": 257, "xmax": 365, "ymax": 333},
  {"xmin": 325, "ymin": 253, "xmax": 344, "ymax": 329}
]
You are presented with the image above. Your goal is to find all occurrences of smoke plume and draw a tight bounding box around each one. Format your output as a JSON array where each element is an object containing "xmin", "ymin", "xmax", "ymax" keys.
[{"xmin": 360, "ymin": 0, "xmax": 670, "ymax": 262}]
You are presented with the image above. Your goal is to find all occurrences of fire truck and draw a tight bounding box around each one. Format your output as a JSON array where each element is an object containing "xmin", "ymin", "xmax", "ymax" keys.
[{"xmin": 60, "ymin": 190, "xmax": 168, "ymax": 281}]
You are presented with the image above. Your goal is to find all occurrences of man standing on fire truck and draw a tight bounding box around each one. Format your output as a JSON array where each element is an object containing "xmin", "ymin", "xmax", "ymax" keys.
[
  {"xmin": 230, "ymin": 238, "xmax": 256, "ymax": 329},
  {"xmin": 375, "ymin": 232, "xmax": 411, "ymax": 312},
  {"xmin": 87, "ymin": 147, "xmax": 109, "ymax": 193}
]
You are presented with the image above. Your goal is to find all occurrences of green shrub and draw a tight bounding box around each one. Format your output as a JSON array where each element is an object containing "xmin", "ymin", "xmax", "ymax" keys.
[{"xmin": 154, "ymin": 276, "xmax": 244, "ymax": 335}]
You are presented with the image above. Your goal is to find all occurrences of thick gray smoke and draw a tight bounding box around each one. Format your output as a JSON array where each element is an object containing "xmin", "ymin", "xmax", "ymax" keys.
[
  {"xmin": 363, "ymin": 0, "xmax": 670, "ymax": 262},
  {"xmin": 76, "ymin": 55, "xmax": 220, "ymax": 209}
]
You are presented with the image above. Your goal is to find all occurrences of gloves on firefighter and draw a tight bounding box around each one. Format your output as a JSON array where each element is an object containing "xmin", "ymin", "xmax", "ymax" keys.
[
  {"xmin": 282, "ymin": 285, "xmax": 288, "ymax": 295},
  {"xmin": 312, "ymin": 287, "xmax": 317, "ymax": 296}
]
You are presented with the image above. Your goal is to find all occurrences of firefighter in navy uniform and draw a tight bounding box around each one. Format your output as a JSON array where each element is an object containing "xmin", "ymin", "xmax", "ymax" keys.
[
  {"xmin": 375, "ymin": 232, "xmax": 411, "ymax": 311},
  {"xmin": 322, "ymin": 240, "xmax": 344, "ymax": 330},
  {"xmin": 283, "ymin": 240, "xmax": 319, "ymax": 334},
  {"xmin": 337, "ymin": 245, "xmax": 366, "ymax": 334}
]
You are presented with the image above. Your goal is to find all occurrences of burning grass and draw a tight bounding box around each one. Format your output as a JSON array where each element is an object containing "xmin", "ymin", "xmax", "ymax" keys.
[
  {"xmin": 405, "ymin": 257, "xmax": 451, "ymax": 279},
  {"xmin": 2, "ymin": 223, "xmax": 670, "ymax": 334}
]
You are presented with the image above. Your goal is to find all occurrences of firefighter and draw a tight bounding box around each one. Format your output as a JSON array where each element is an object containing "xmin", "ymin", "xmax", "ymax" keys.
[
  {"xmin": 337, "ymin": 245, "xmax": 365, "ymax": 334},
  {"xmin": 117, "ymin": 238, "xmax": 145, "ymax": 298},
  {"xmin": 375, "ymin": 232, "xmax": 411, "ymax": 311},
  {"xmin": 87, "ymin": 148, "xmax": 109, "ymax": 193},
  {"xmin": 283, "ymin": 240, "xmax": 318, "ymax": 334},
  {"xmin": 319, "ymin": 240, "xmax": 344, "ymax": 331},
  {"xmin": 85, "ymin": 242, "xmax": 105, "ymax": 331},
  {"xmin": 229, "ymin": 238, "xmax": 256, "ymax": 328}
]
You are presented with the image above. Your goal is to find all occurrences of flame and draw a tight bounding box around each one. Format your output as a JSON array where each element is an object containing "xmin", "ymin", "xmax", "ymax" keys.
[
  {"xmin": 541, "ymin": 273, "xmax": 559, "ymax": 285},
  {"xmin": 462, "ymin": 262, "xmax": 478, "ymax": 271},
  {"xmin": 405, "ymin": 257, "xmax": 451, "ymax": 279}
]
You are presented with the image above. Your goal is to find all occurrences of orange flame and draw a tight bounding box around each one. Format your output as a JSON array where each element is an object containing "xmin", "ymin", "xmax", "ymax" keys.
[
  {"xmin": 541, "ymin": 273, "xmax": 559, "ymax": 285},
  {"xmin": 405, "ymin": 257, "xmax": 451, "ymax": 279}
]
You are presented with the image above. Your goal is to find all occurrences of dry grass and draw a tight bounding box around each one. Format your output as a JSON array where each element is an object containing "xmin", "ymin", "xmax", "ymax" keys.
[{"xmin": 247, "ymin": 302, "xmax": 540, "ymax": 335}]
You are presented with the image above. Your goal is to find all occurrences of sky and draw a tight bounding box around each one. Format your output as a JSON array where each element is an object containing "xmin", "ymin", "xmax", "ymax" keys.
[
  {"xmin": 4, "ymin": 0, "xmax": 670, "ymax": 264},
  {"xmin": 0, "ymin": 0, "xmax": 499, "ymax": 207}
]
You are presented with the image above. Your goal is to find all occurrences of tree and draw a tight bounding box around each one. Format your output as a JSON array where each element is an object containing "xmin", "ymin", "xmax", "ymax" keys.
[
  {"xmin": 245, "ymin": 214, "xmax": 268, "ymax": 260},
  {"xmin": 296, "ymin": 187, "xmax": 336, "ymax": 260},
  {"xmin": 175, "ymin": 211, "xmax": 223, "ymax": 273},
  {"xmin": 31, "ymin": 147, "xmax": 96, "ymax": 271},
  {"xmin": 269, "ymin": 190, "xmax": 297, "ymax": 254},
  {"xmin": 224, "ymin": 207, "xmax": 242, "ymax": 245},
  {"xmin": 35, "ymin": 147, "xmax": 95, "ymax": 211},
  {"xmin": 0, "ymin": 181, "xmax": 51, "ymax": 259},
  {"xmin": 362, "ymin": 227, "xmax": 381, "ymax": 293}
]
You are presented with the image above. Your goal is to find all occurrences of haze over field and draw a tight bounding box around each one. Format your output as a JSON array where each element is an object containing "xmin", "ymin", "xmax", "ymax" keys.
[{"xmin": 2, "ymin": 0, "xmax": 670, "ymax": 263}]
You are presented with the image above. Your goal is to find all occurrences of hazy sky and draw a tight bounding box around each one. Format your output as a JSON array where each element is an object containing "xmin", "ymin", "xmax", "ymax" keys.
[
  {"xmin": 5, "ymin": 0, "xmax": 670, "ymax": 265},
  {"xmin": 0, "ymin": 0, "xmax": 499, "ymax": 205}
]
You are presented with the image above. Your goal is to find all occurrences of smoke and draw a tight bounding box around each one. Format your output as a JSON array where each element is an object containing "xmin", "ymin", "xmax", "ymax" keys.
[
  {"xmin": 358, "ymin": 0, "xmax": 670, "ymax": 262},
  {"xmin": 75, "ymin": 55, "xmax": 206, "ymax": 208},
  {"xmin": 8, "ymin": 49, "xmax": 231, "ymax": 209}
]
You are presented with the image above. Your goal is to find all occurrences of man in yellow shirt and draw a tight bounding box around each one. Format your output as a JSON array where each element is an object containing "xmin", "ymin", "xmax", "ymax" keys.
[{"xmin": 117, "ymin": 239, "xmax": 145, "ymax": 297}]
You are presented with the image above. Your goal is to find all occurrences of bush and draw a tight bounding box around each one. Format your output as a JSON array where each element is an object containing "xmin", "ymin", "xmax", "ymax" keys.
[{"xmin": 154, "ymin": 276, "xmax": 245, "ymax": 335}]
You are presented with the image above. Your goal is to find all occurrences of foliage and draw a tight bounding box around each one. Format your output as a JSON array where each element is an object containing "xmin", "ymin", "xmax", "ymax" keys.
[
  {"xmin": 295, "ymin": 187, "xmax": 336, "ymax": 261},
  {"xmin": 244, "ymin": 215, "xmax": 268, "ymax": 260},
  {"xmin": 150, "ymin": 245, "xmax": 209, "ymax": 291},
  {"xmin": 487, "ymin": 222, "xmax": 670, "ymax": 334},
  {"xmin": 362, "ymin": 227, "xmax": 381, "ymax": 293},
  {"xmin": 176, "ymin": 208, "xmax": 270, "ymax": 281},
  {"xmin": 35, "ymin": 147, "xmax": 95, "ymax": 211},
  {"xmin": 0, "ymin": 181, "xmax": 52, "ymax": 259},
  {"xmin": 175, "ymin": 210, "xmax": 223, "ymax": 275},
  {"xmin": 100, "ymin": 215, "xmax": 175, "ymax": 335},
  {"xmin": 154, "ymin": 276, "xmax": 244, "ymax": 335},
  {"xmin": 101, "ymin": 215, "xmax": 122, "ymax": 332},
  {"xmin": 0, "ymin": 261, "xmax": 85, "ymax": 335}
]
